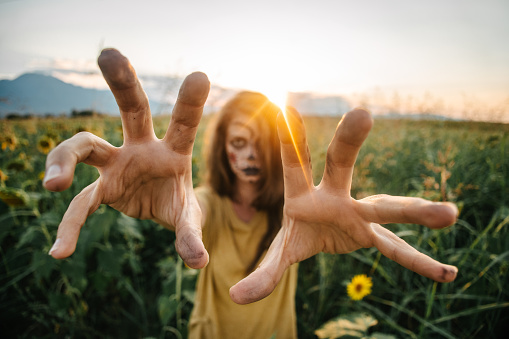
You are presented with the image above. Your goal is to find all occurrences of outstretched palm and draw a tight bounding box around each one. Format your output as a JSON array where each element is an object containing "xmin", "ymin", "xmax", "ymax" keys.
[
  {"xmin": 44, "ymin": 49, "xmax": 209, "ymax": 268},
  {"xmin": 230, "ymin": 107, "xmax": 459, "ymax": 304}
]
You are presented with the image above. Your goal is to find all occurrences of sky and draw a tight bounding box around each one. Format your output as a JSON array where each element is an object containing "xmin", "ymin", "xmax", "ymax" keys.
[{"xmin": 1, "ymin": 0, "xmax": 508, "ymax": 121}]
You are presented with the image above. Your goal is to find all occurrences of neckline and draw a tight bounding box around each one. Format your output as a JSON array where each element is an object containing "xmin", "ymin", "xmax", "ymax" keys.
[{"xmin": 228, "ymin": 198, "xmax": 262, "ymax": 226}]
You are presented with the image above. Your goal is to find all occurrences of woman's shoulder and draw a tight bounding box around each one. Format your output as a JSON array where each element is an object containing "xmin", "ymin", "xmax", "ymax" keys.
[
  {"xmin": 195, "ymin": 185, "xmax": 230, "ymax": 212},
  {"xmin": 195, "ymin": 185, "xmax": 219, "ymax": 203},
  {"xmin": 195, "ymin": 186, "xmax": 232, "ymax": 247}
]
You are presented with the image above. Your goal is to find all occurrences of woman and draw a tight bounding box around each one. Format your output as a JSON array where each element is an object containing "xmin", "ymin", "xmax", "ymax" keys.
[
  {"xmin": 45, "ymin": 48, "xmax": 459, "ymax": 338},
  {"xmin": 190, "ymin": 92, "xmax": 297, "ymax": 338}
]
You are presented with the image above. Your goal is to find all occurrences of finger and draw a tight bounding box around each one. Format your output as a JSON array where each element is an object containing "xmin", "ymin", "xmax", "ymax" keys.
[
  {"xmin": 371, "ymin": 223, "xmax": 458, "ymax": 282},
  {"xmin": 229, "ymin": 222, "xmax": 291, "ymax": 304},
  {"xmin": 165, "ymin": 72, "xmax": 210, "ymax": 154},
  {"xmin": 357, "ymin": 195, "xmax": 458, "ymax": 228},
  {"xmin": 175, "ymin": 223, "xmax": 209, "ymax": 269},
  {"xmin": 277, "ymin": 107, "xmax": 314, "ymax": 198},
  {"xmin": 43, "ymin": 132, "xmax": 115, "ymax": 192},
  {"xmin": 322, "ymin": 108, "xmax": 373, "ymax": 191},
  {"xmin": 49, "ymin": 181, "xmax": 102, "ymax": 259},
  {"xmin": 171, "ymin": 176, "xmax": 209, "ymax": 269},
  {"xmin": 98, "ymin": 48, "xmax": 154, "ymax": 142}
]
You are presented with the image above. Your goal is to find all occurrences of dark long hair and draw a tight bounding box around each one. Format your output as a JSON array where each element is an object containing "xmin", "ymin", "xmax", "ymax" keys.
[{"xmin": 204, "ymin": 91, "xmax": 284, "ymax": 273}]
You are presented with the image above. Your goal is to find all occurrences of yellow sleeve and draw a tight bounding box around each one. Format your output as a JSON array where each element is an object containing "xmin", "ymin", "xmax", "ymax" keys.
[{"xmin": 194, "ymin": 185, "xmax": 219, "ymax": 249}]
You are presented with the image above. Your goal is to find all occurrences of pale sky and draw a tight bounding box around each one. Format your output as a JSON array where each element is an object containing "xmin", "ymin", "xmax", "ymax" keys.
[{"xmin": 1, "ymin": 0, "xmax": 508, "ymax": 121}]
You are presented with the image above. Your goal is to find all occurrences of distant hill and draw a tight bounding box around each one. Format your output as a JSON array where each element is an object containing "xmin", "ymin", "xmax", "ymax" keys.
[
  {"xmin": 0, "ymin": 73, "xmax": 114, "ymax": 116},
  {"xmin": 0, "ymin": 72, "xmax": 353, "ymax": 118},
  {"xmin": 0, "ymin": 73, "xmax": 164, "ymax": 117},
  {"xmin": 378, "ymin": 112, "xmax": 463, "ymax": 121},
  {"xmin": 287, "ymin": 92, "xmax": 350, "ymax": 116}
]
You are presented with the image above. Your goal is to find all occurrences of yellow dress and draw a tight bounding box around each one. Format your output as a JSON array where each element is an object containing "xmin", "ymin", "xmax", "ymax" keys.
[{"xmin": 188, "ymin": 186, "xmax": 298, "ymax": 339}]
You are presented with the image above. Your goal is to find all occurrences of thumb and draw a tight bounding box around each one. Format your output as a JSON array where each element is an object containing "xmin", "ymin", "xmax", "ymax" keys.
[
  {"xmin": 172, "ymin": 182, "xmax": 209, "ymax": 269},
  {"xmin": 229, "ymin": 224, "xmax": 291, "ymax": 304},
  {"xmin": 175, "ymin": 222, "xmax": 209, "ymax": 269}
]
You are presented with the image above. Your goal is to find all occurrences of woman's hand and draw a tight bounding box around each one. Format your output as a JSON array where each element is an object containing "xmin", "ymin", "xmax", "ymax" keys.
[
  {"xmin": 44, "ymin": 49, "xmax": 210, "ymax": 269},
  {"xmin": 230, "ymin": 107, "xmax": 459, "ymax": 304}
]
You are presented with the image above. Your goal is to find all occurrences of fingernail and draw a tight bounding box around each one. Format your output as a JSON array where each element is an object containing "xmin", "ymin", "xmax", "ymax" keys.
[
  {"xmin": 451, "ymin": 266, "xmax": 458, "ymax": 276},
  {"xmin": 447, "ymin": 266, "xmax": 458, "ymax": 280},
  {"xmin": 48, "ymin": 238, "xmax": 60, "ymax": 256},
  {"xmin": 43, "ymin": 165, "xmax": 62, "ymax": 185}
]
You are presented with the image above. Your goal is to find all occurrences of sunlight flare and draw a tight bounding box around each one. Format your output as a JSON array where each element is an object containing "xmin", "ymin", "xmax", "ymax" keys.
[{"xmin": 265, "ymin": 89, "xmax": 315, "ymax": 193}]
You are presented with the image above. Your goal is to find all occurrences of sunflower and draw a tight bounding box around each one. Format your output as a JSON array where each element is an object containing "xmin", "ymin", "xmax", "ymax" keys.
[
  {"xmin": 1, "ymin": 134, "xmax": 18, "ymax": 151},
  {"xmin": 7, "ymin": 158, "xmax": 29, "ymax": 172},
  {"xmin": 37, "ymin": 136, "xmax": 56, "ymax": 154},
  {"xmin": 347, "ymin": 274, "xmax": 373, "ymax": 301},
  {"xmin": 0, "ymin": 187, "xmax": 30, "ymax": 208},
  {"xmin": 0, "ymin": 169, "xmax": 8, "ymax": 183}
]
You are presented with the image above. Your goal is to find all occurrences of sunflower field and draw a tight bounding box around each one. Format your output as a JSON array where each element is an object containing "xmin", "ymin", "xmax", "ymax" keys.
[{"xmin": 0, "ymin": 115, "xmax": 508, "ymax": 338}]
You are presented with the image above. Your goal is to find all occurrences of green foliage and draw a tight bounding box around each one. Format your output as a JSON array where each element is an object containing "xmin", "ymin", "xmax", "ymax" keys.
[
  {"xmin": 1, "ymin": 116, "xmax": 508, "ymax": 338},
  {"xmin": 297, "ymin": 118, "xmax": 509, "ymax": 338}
]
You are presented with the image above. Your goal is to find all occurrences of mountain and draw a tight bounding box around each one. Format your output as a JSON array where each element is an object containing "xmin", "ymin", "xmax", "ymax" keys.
[
  {"xmin": 0, "ymin": 72, "xmax": 237, "ymax": 117},
  {"xmin": 0, "ymin": 73, "xmax": 116, "ymax": 116},
  {"xmin": 287, "ymin": 92, "xmax": 350, "ymax": 116},
  {"xmin": 0, "ymin": 73, "xmax": 166, "ymax": 117},
  {"xmin": 0, "ymin": 72, "xmax": 352, "ymax": 118}
]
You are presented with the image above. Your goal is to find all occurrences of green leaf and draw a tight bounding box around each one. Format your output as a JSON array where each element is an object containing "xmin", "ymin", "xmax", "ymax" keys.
[
  {"xmin": 90, "ymin": 272, "xmax": 111, "ymax": 294},
  {"xmin": 117, "ymin": 214, "xmax": 144, "ymax": 240},
  {"xmin": 182, "ymin": 289, "xmax": 195, "ymax": 303},
  {"xmin": 370, "ymin": 332, "xmax": 397, "ymax": 339},
  {"xmin": 32, "ymin": 250, "xmax": 57, "ymax": 281},
  {"xmin": 48, "ymin": 292, "xmax": 72, "ymax": 318},
  {"xmin": 38, "ymin": 211, "xmax": 61, "ymax": 226},
  {"xmin": 61, "ymin": 258, "xmax": 87, "ymax": 292},
  {"xmin": 127, "ymin": 253, "xmax": 142, "ymax": 274},
  {"xmin": 158, "ymin": 295, "xmax": 178, "ymax": 325},
  {"xmin": 16, "ymin": 226, "xmax": 42, "ymax": 249},
  {"xmin": 431, "ymin": 302, "xmax": 509, "ymax": 325},
  {"xmin": 97, "ymin": 247, "xmax": 125, "ymax": 277},
  {"xmin": 87, "ymin": 206, "xmax": 118, "ymax": 242},
  {"xmin": 0, "ymin": 215, "xmax": 14, "ymax": 243}
]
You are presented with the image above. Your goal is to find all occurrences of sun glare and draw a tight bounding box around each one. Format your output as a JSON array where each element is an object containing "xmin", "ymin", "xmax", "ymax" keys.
[
  {"xmin": 263, "ymin": 87, "xmax": 288, "ymax": 116},
  {"xmin": 265, "ymin": 87, "xmax": 315, "ymax": 193}
]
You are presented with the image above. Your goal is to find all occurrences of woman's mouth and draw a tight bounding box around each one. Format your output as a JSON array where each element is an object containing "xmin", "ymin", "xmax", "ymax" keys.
[{"xmin": 242, "ymin": 167, "xmax": 261, "ymax": 176}]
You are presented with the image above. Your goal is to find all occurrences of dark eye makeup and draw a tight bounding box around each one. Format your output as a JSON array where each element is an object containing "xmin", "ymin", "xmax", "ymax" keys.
[{"xmin": 230, "ymin": 138, "xmax": 247, "ymax": 148}]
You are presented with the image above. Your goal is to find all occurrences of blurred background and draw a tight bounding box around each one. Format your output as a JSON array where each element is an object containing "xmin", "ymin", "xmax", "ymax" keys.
[
  {"xmin": 1, "ymin": 1, "xmax": 508, "ymax": 338},
  {"xmin": 1, "ymin": 0, "xmax": 508, "ymax": 121}
]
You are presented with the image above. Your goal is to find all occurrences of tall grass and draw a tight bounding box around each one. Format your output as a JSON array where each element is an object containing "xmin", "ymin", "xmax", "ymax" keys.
[
  {"xmin": 297, "ymin": 117, "xmax": 509, "ymax": 338},
  {"xmin": 0, "ymin": 116, "xmax": 507, "ymax": 338}
]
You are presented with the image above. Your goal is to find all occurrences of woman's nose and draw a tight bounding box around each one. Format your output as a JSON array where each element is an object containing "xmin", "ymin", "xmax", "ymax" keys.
[{"xmin": 247, "ymin": 145, "xmax": 257, "ymax": 160}]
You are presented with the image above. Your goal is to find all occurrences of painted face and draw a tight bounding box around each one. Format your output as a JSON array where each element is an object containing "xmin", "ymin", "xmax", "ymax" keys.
[{"xmin": 225, "ymin": 115, "xmax": 262, "ymax": 184}]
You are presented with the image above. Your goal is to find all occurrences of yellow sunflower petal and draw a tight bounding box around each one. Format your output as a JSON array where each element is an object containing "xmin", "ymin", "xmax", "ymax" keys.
[{"xmin": 347, "ymin": 274, "xmax": 373, "ymax": 301}]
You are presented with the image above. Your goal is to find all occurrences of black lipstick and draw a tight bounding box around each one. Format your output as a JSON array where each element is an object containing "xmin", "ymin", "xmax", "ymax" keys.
[{"xmin": 242, "ymin": 167, "xmax": 260, "ymax": 176}]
